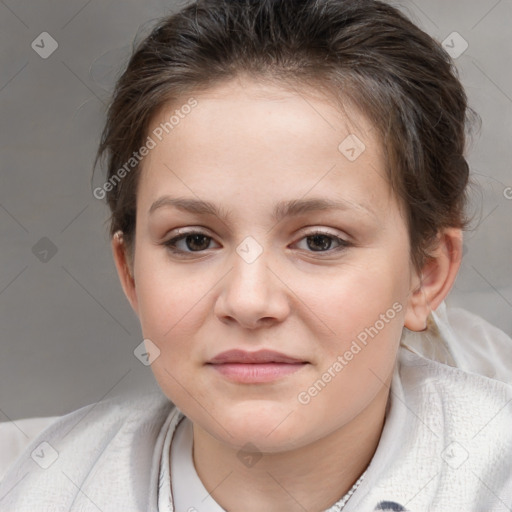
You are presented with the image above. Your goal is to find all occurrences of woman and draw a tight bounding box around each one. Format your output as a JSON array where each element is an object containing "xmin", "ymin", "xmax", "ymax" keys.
[{"xmin": 1, "ymin": 0, "xmax": 511, "ymax": 510}]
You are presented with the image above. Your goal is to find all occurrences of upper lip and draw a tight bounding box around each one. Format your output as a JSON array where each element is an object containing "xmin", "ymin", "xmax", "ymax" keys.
[{"xmin": 208, "ymin": 349, "xmax": 307, "ymax": 364}]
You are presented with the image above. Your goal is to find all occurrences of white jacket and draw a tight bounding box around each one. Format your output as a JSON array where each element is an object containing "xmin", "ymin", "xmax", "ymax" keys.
[{"xmin": 1, "ymin": 302, "xmax": 511, "ymax": 511}]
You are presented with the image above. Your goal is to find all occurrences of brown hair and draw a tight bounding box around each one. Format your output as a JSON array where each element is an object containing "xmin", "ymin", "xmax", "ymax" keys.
[{"xmin": 95, "ymin": 0, "xmax": 479, "ymax": 273}]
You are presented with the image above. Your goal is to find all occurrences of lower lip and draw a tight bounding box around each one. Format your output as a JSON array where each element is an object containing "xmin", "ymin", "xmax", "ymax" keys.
[{"xmin": 208, "ymin": 363, "xmax": 307, "ymax": 383}]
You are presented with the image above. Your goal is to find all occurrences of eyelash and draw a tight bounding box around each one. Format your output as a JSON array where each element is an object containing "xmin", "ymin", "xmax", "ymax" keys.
[{"xmin": 163, "ymin": 229, "xmax": 351, "ymax": 257}]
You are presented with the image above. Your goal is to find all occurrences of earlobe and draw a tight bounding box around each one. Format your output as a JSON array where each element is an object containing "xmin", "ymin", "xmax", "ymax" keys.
[
  {"xmin": 111, "ymin": 231, "xmax": 139, "ymax": 316},
  {"xmin": 404, "ymin": 228, "xmax": 463, "ymax": 332}
]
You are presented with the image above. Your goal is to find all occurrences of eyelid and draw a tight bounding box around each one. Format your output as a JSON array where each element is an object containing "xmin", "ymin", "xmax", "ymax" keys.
[{"xmin": 294, "ymin": 225, "xmax": 349, "ymax": 240}]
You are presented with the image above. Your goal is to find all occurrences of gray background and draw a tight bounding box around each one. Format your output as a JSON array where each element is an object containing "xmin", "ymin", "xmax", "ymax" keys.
[{"xmin": 1, "ymin": 0, "xmax": 511, "ymax": 421}]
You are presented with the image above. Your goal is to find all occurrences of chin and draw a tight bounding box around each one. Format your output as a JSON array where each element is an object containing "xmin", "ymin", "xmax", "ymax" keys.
[{"xmin": 204, "ymin": 402, "xmax": 312, "ymax": 452}]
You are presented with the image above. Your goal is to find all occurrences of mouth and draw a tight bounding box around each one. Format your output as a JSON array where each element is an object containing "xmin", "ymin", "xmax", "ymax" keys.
[{"xmin": 206, "ymin": 349, "xmax": 309, "ymax": 383}]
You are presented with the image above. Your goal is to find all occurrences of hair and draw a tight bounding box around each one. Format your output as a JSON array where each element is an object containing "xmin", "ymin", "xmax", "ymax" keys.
[{"xmin": 95, "ymin": 0, "xmax": 479, "ymax": 274}]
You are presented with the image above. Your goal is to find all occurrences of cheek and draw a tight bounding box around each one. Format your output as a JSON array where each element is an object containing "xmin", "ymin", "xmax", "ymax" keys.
[
  {"xmin": 290, "ymin": 270, "xmax": 404, "ymax": 422},
  {"xmin": 292, "ymin": 258, "xmax": 407, "ymax": 405},
  {"xmin": 296, "ymin": 257, "xmax": 406, "ymax": 345},
  {"xmin": 133, "ymin": 253, "xmax": 210, "ymax": 402},
  {"xmin": 133, "ymin": 247, "xmax": 210, "ymax": 340}
]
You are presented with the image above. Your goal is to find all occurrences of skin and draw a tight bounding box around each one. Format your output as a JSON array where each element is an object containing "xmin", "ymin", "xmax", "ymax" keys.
[{"xmin": 112, "ymin": 75, "xmax": 462, "ymax": 512}]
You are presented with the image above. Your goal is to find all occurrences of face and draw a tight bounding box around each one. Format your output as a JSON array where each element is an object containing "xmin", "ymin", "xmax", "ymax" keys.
[{"xmin": 124, "ymin": 76, "xmax": 419, "ymax": 452}]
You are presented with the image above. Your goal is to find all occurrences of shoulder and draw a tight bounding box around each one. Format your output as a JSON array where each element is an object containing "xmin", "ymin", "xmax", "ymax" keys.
[
  {"xmin": 388, "ymin": 347, "xmax": 511, "ymax": 509},
  {"xmin": 397, "ymin": 346, "xmax": 512, "ymax": 442},
  {"xmin": 1, "ymin": 387, "xmax": 173, "ymax": 455},
  {"xmin": 0, "ymin": 387, "xmax": 177, "ymax": 510},
  {"xmin": 0, "ymin": 416, "xmax": 60, "ymax": 481},
  {"xmin": 348, "ymin": 348, "xmax": 512, "ymax": 511},
  {"xmin": 398, "ymin": 344, "xmax": 512, "ymax": 404}
]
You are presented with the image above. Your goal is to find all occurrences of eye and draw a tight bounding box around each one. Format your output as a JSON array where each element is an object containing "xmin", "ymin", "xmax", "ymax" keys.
[
  {"xmin": 163, "ymin": 230, "xmax": 219, "ymax": 256},
  {"xmin": 294, "ymin": 230, "xmax": 351, "ymax": 254},
  {"xmin": 163, "ymin": 228, "xmax": 351, "ymax": 257}
]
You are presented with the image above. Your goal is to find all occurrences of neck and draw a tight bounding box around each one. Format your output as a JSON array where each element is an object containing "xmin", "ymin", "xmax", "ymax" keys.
[{"xmin": 191, "ymin": 385, "xmax": 390, "ymax": 512}]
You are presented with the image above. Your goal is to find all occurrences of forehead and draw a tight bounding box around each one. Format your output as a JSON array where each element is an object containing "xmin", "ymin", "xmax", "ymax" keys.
[
  {"xmin": 139, "ymin": 76, "xmax": 393, "ymax": 218},
  {"xmin": 168, "ymin": 75, "xmax": 379, "ymax": 145},
  {"xmin": 148, "ymin": 75, "xmax": 385, "ymax": 156}
]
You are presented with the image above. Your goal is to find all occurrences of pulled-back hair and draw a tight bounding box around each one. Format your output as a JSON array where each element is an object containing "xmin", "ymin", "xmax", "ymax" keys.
[{"xmin": 95, "ymin": 0, "xmax": 478, "ymax": 273}]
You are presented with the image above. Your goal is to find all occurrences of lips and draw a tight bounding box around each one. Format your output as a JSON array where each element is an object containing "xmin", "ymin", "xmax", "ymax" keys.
[
  {"xmin": 207, "ymin": 349, "xmax": 307, "ymax": 364},
  {"xmin": 207, "ymin": 349, "xmax": 308, "ymax": 383}
]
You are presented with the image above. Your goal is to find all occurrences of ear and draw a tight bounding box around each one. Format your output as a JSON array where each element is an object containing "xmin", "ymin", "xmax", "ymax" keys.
[
  {"xmin": 111, "ymin": 231, "xmax": 139, "ymax": 316},
  {"xmin": 404, "ymin": 227, "xmax": 463, "ymax": 332}
]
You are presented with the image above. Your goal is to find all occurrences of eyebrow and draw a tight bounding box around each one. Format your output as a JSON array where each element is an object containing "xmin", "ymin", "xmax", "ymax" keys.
[{"xmin": 148, "ymin": 196, "xmax": 376, "ymax": 223}]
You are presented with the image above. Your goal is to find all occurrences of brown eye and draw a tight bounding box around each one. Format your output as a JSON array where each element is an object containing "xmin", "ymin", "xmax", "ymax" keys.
[
  {"xmin": 164, "ymin": 231, "xmax": 219, "ymax": 255},
  {"xmin": 294, "ymin": 231, "xmax": 351, "ymax": 254},
  {"xmin": 306, "ymin": 234, "xmax": 334, "ymax": 251},
  {"xmin": 182, "ymin": 233, "xmax": 211, "ymax": 251}
]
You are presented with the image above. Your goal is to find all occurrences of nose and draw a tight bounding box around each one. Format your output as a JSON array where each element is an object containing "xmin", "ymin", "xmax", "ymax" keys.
[{"xmin": 214, "ymin": 244, "xmax": 290, "ymax": 329}]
